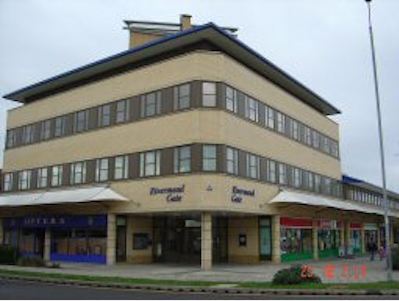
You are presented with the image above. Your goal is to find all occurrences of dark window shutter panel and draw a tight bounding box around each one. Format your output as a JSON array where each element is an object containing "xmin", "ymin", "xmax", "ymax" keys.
[
  {"xmin": 109, "ymin": 102, "xmax": 116, "ymax": 126},
  {"xmin": 31, "ymin": 169, "xmax": 38, "ymax": 190},
  {"xmin": 62, "ymin": 163, "xmax": 71, "ymax": 186},
  {"xmin": 216, "ymin": 82, "xmax": 226, "ymax": 109},
  {"xmin": 238, "ymin": 149, "xmax": 247, "ymax": 178},
  {"xmin": 129, "ymin": 153, "xmax": 139, "ymax": 179},
  {"xmin": 109, "ymin": 156, "xmax": 115, "ymax": 181},
  {"xmin": 191, "ymin": 81, "xmax": 202, "ymax": 108},
  {"xmin": 237, "ymin": 91, "xmax": 246, "ymax": 117},
  {"xmin": 259, "ymin": 102, "xmax": 266, "ymax": 126},
  {"xmin": 191, "ymin": 143, "xmax": 202, "ymax": 172},
  {"xmin": 161, "ymin": 147, "xmax": 174, "ymax": 175},
  {"xmin": 260, "ymin": 157, "xmax": 268, "ymax": 182},
  {"xmin": 86, "ymin": 160, "xmax": 96, "ymax": 183},
  {"xmin": 217, "ymin": 145, "xmax": 226, "ymax": 173},
  {"xmin": 130, "ymin": 96, "xmax": 140, "ymax": 121},
  {"xmin": 161, "ymin": 87, "xmax": 174, "ymax": 114},
  {"xmin": 89, "ymin": 107, "xmax": 98, "ymax": 130}
]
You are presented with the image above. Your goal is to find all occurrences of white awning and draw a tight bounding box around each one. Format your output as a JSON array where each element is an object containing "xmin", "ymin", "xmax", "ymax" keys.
[
  {"xmin": 0, "ymin": 186, "xmax": 128, "ymax": 207},
  {"xmin": 269, "ymin": 190, "xmax": 395, "ymax": 217}
]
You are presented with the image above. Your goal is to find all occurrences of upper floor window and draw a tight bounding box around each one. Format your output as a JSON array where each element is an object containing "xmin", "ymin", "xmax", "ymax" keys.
[
  {"xmin": 292, "ymin": 167, "xmax": 302, "ymax": 188},
  {"xmin": 140, "ymin": 150, "xmax": 161, "ymax": 177},
  {"xmin": 226, "ymin": 147, "xmax": 238, "ymax": 175},
  {"xmin": 276, "ymin": 112, "xmax": 286, "ymax": 134},
  {"xmin": 3, "ymin": 173, "xmax": 13, "ymax": 192},
  {"xmin": 54, "ymin": 116, "xmax": 67, "ymax": 137},
  {"xmin": 331, "ymin": 141, "xmax": 339, "ymax": 158},
  {"xmin": 265, "ymin": 106, "xmax": 275, "ymax": 130},
  {"xmin": 312, "ymin": 131, "xmax": 320, "ymax": 149},
  {"xmin": 322, "ymin": 177, "xmax": 332, "ymax": 195},
  {"xmin": 202, "ymin": 145, "xmax": 217, "ymax": 171},
  {"xmin": 245, "ymin": 97, "xmax": 259, "ymax": 122},
  {"xmin": 290, "ymin": 119, "xmax": 300, "ymax": 141},
  {"xmin": 116, "ymin": 99, "xmax": 130, "ymax": 124},
  {"xmin": 246, "ymin": 153, "xmax": 260, "ymax": 179},
  {"xmin": 267, "ymin": 159, "xmax": 277, "ymax": 183},
  {"xmin": 37, "ymin": 167, "xmax": 48, "ymax": 189},
  {"xmin": 40, "ymin": 120, "xmax": 52, "ymax": 141},
  {"xmin": 71, "ymin": 162, "xmax": 87, "ymax": 185},
  {"xmin": 202, "ymin": 82, "xmax": 216, "ymax": 107},
  {"xmin": 22, "ymin": 125, "xmax": 34, "ymax": 144},
  {"xmin": 225, "ymin": 86, "xmax": 238, "ymax": 113},
  {"xmin": 95, "ymin": 158, "xmax": 109, "ymax": 182},
  {"xmin": 98, "ymin": 104, "xmax": 111, "ymax": 127},
  {"xmin": 174, "ymin": 84, "xmax": 190, "ymax": 111},
  {"xmin": 74, "ymin": 110, "xmax": 89, "ymax": 133},
  {"xmin": 18, "ymin": 170, "xmax": 32, "ymax": 190},
  {"xmin": 141, "ymin": 92, "xmax": 161, "ymax": 118},
  {"xmin": 51, "ymin": 165, "xmax": 63, "ymax": 187},
  {"xmin": 306, "ymin": 171, "xmax": 314, "ymax": 191},
  {"xmin": 6, "ymin": 130, "xmax": 16, "ymax": 148},
  {"xmin": 114, "ymin": 155, "xmax": 129, "ymax": 180},
  {"xmin": 321, "ymin": 136, "xmax": 330, "ymax": 153},
  {"xmin": 314, "ymin": 174, "xmax": 322, "ymax": 193},
  {"xmin": 174, "ymin": 146, "xmax": 191, "ymax": 173},
  {"xmin": 278, "ymin": 163, "xmax": 288, "ymax": 185},
  {"xmin": 304, "ymin": 126, "xmax": 312, "ymax": 146}
]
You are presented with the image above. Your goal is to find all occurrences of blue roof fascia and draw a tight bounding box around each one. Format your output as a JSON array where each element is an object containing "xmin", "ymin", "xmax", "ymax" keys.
[
  {"xmin": 3, "ymin": 22, "xmax": 217, "ymax": 100},
  {"xmin": 342, "ymin": 175, "xmax": 364, "ymax": 184}
]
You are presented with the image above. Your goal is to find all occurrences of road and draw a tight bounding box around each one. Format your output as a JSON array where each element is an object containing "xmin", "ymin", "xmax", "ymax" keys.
[{"xmin": 0, "ymin": 278, "xmax": 396, "ymax": 300}]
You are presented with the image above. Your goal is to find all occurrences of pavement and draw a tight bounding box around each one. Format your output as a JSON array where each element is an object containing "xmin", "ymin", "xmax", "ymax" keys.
[{"xmin": 0, "ymin": 255, "xmax": 396, "ymax": 284}]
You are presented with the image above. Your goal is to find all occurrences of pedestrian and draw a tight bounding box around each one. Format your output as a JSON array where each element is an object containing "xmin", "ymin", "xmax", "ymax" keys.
[{"xmin": 369, "ymin": 239, "xmax": 378, "ymax": 261}]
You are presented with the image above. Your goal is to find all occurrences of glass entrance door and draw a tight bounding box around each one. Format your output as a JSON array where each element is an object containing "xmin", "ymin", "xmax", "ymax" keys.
[
  {"xmin": 259, "ymin": 217, "xmax": 272, "ymax": 260},
  {"xmin": 116, "ymin": 216, "xmax": 127, "ymax": 262}
]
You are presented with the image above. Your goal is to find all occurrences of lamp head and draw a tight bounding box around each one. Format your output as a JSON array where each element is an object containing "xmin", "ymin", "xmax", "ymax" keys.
[{"xmin": 365, "ymin": 0, "xmax": 372, "ymax": 2}]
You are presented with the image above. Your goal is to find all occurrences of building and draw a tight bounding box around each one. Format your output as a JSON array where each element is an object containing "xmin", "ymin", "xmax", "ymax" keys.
[{"xmin": 1, "ymin": 15, "xmax": 398, "ymax": 269}]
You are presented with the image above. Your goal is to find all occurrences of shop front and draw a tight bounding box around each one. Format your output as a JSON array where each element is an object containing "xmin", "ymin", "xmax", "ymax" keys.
[
  {"xmin": 364, "ymin": 223, "xmax": 378, "ymax": 251},
  {"xmin": 317, "ymin": 220, "xmax": 341, "ymax": 259},
  {"xmin": 280, "ymin": 217, "xmax": 313, "ymax": 262},
  {"xmin": 350, "ymin": 222, "xmax": 363, "ymax": 254},
  {"xmin": 3, "ymin": 214, "xmax": 107, "ymax": 264}
]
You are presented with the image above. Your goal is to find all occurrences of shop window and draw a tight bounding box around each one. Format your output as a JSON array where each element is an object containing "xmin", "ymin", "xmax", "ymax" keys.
[
  {"xmin": 3, "ymin": 173, "xmax": 13, "ymax": 191},
  {"xmin": 244, "ymin": 96, "xmax": 259, "ymax": 122},
  {"xmin": 95, "ymin": 158, "xmax": 109, "ymax": 182},
  {"xmin": 19, "ymin": 229, "xmax": 36, "ymax": 255},
  {"xmin": 202, "ymin": 82, "xmax": 216, "ymax": 107},
  {"xmin": 141, "ymin": 92, "xmax": 161, "ymax": 117},
  {"xmin": 174, "ymin": 84, "xmax": 191, "ymax": 111},
  {"xmin": 114, "ymin": 155, "xmax": 129, "ymax": 180},
  {"xmin": 40, "ymin": 120, "xmax": 52, "ymax": 140},
  {"xmin": 88, "ymin": 230, "xmax": 106, "ymax": 256},
  {"xmin": 98, "ymin": 104, "xmax": 111, "ymax": 127},
  {"xmin": 225, "ymin": 86, "xmax": 238, "ymax": 113},
  {"xmin": 174, "ymin": 146, "xmax": 191, "ymax": 173},
  {"xmin": 140, "ymin": 150, "xmax": 161, "ymax": 177},
  {"xmin": 37, "ymin": 167, "xmax": 48, "ymax": 188},
  {"xmin": 202, "ymin": 145, "xmax": 217, "ymax": 171},
  {"xmin": 280, "ymin": 227, "xmax": 312, "ymax": 259},
  {"xmin": 115, "ymin": 99, "xmax": 129, "ymax": 124},
  {"xmin": 71, "ymin": 162, "xmax": 87, "ymax": 185},
  {"xmin": 18, "ymin": 170, "xmax": 31, "ymax": 190},
  {"xmin": 226, "ymin": 147, "xmax": 238, "ymax": 175}
]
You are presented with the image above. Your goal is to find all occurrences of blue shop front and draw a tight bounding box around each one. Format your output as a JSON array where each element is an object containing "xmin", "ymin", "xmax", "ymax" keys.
[{"xmin": 3, "ymin": 214, "xmax": 107, "ymax": 264}]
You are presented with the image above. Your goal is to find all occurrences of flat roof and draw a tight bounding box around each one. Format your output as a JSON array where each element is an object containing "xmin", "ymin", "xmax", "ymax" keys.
[
  {"xmin": 342, "ymin": 175, "xmax": 399, "ymax": 199},
  {"xmin": 3, "ymin": 22, "xmax": 341, "ymax": 115}
]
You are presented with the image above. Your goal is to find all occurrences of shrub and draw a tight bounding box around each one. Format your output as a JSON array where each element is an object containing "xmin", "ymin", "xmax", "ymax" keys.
[
  {"xmin": 0, "ymin": 245, "xmax": 19, "ymax": 265},
  {"xmin": 272, "ymin": 264, "xmax": 322, "ymax": 285},
  {"xmin": 17, "ymin": 256, "xmax": 46, "ymax": 267}
]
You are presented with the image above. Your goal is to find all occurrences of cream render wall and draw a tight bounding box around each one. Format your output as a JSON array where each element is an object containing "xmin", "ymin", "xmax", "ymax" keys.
[{"xmin": 126, "ymin": 216, "xmax": 153, "ymax": 263}]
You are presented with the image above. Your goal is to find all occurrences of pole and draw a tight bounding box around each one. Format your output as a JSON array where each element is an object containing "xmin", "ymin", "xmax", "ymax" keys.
[{"xmin": 364, "ymin": 0, "xmax": 392, "ymax": 281}]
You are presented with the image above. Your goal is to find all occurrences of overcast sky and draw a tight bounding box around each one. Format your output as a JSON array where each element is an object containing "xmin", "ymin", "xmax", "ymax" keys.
[{"xmin": 0, "ymin": 0, "xmax": 398, "ymax": 192}]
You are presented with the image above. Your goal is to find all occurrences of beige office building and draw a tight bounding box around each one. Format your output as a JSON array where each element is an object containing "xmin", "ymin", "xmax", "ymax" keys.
[{"xmin": 1, "ymin": 16, "xmax": 398, "ymax": 269}]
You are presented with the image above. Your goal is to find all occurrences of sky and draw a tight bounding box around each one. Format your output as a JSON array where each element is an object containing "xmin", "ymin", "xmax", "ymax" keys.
[{"xmin": 0, "ymin": 0, "xmax": 398, "ymax": 192}]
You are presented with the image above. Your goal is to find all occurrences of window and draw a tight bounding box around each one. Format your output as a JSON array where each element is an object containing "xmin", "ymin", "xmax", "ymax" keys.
[
  {"xmin": 245, "ymin": 97, "xmax": 259, "ymax": 122},
  {"xmin": 6, "ymin": 130, "xmax": 16, "ymax": 148},
  {"xmin": 290, "ymin": 119, "xmax": 299, "ymax": 141},
  {"xmin": 307, "ymin": 172, "xmax": 314, "ymax": 191},
  {"xmin": 22, "ymin": 125, "xmax": 34, "ymax": 144},
  {"xmin": 140, "ymin": 151, "xmax": 161, "ymax": 177},
  {"xmin": 37, "ymin": 167, "xmax": 48, "ymax": 188},
  {"xmin": 51, "ymin": 165, "xmax": 63, "ymax": 187},
  {"xmin": 115, "ymin": 99, "xmax": 129, "ymax": 124},
  {"xmin": 312, "ymin": 130, "xmax": 320, "ymax": 149},
  {"xmin": 314, "ymin": 174, "xmax": 321, "ymax": 193},
  {"xmin": 202, "ymin": 145, "xmax": 217, "ymax": 171},
  {"xmin": 18, "ymin": 170, "xmax": 32, "ymax": 190},
  {"xmin": 226, "ymin": 147, "xmax": 238, "ymax": 175},
  {"xmin": 202, "ymin": 82, "xmax": 216, "ymax": 107},
  {"xmin": 174, "ymin": 146, "xmax": 191, "ymax": 173},
  {"xmin": 304, "ymin": 126, "xmax": 312, "ymax": 146},
  {"xmin": 331, "ymin": 141, "xmax": 339, "ymax": 157},
  {"xmin": 174, "ymin": 84, "xmax": 190, "ymax": 110},
  {"xmin": 114, "ymin": 155, "xmax": 129, "ymax": 180},
  {"xmin": 71, "ymin": 162, "xmax": 87, "ymax": 185},
  {"xmin": 267, "ymin": 160, "xmax": 277, "ymax": 183},
  {"xmin": 141, "ymin": 92, "xmax": 161, "ymax": 117},
  {"xmin": 95, "ymin": 158, "xmax": 109, "ymax": 182},
  {"xmin": 292, "ymin": 168, "xmax": 302, "ymax": 188},
  {"xmin": 225, "ymin": 86, "xmax": 238, "ymax": 113},
  {"xmin": 54, "ymin": 116, "xmax": 67, "ymax": 137},
  {"xmin": 74, "ymin": 110, "xmax": 89, "ymax": 133},
  {"xmin": 98, "ymin": 104, "xmax": 111, "ymax": 127},
  {"xmin": 265, "ymin": 106, "xmax": 275, "ymax": 129},
  {"xmin": 246, "ymin": 153, "xmax": 260, "ymax": 179},
  {"xmin": 3, "ymin": 173, "xmax": 13, "ymax": 191},
  {"xmin": 40, "ymin": 120, "xmax": 51, "ymax": 141},
  {"xmin": 321, "ymin": 136, "xmax": 330, "ymax": 153},
  {"xmin": 323, "ymin": 177, "xmax": 332, "ymax": 195},
  {"xmin": 278, "ymin": 163, "xmax": 288, "ymax": 185},
  {"xmin": 276, "ymin": 112, "xmax": 286, "ymax": 134}
]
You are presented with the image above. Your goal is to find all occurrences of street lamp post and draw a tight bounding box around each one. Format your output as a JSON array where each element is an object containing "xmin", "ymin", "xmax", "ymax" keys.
[{"xmin": 364, "ymin": 0, "xmax": 392, "ymax": 281}]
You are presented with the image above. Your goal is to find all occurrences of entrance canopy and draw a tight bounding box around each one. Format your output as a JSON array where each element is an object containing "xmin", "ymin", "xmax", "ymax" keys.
[
  {"xmin": 270, "ymin": 190, "xmax": 397, "ymax": 217},
  {"xmin": 0, "ymin": 186, "xmax": 128, "ymax": 207}
]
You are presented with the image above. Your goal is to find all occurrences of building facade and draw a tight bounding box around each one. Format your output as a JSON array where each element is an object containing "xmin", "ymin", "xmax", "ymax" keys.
[{"xmin": 1, "ymin": 16, "xmax": 398, "ymax": 269}]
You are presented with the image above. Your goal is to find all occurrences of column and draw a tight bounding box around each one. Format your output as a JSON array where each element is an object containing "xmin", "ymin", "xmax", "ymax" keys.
[
  {"xmin": 340, "ymin": 221, "xmax": 345, "ymax": 248},
  {"xmin": 271, "ymin": 215, "xmax": 281, "ymax": 263},
  {"xmin": 201, "ymin": 212, "xmax": 212, "ymax": 270},
  {"xmin": 106, "ymin": 213, "xmax": 116, "ymax": 265},
  {"xmin": 312, "ymin": 220, "xmax": 319, "ymax": 260},
  {"xmin": 377, "ymin": 224, "xmax": 381, "ymax": 249},
  {"xmin": 44, "ymin": 228, "xmax": 51, "ymax": 261},
  {"xmin": 361, "ymin": 224, "xmax": 366, "ymax": 254},
  {"xmin": 345, "ymin": 221, "xmax": 351, "ymax": 255},
  {"xmin": 0, "ymin": 218, "xmax": 3, "ymax": 246},
  {"xmin": 390, "ymin": 223, "xmax": 394, "ymax": 246}
]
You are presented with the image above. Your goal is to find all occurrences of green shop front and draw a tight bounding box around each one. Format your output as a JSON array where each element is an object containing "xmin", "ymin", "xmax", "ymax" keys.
[{"xmin": 317, "ymin": 219, "xmax": 341, "ymax": 258}]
